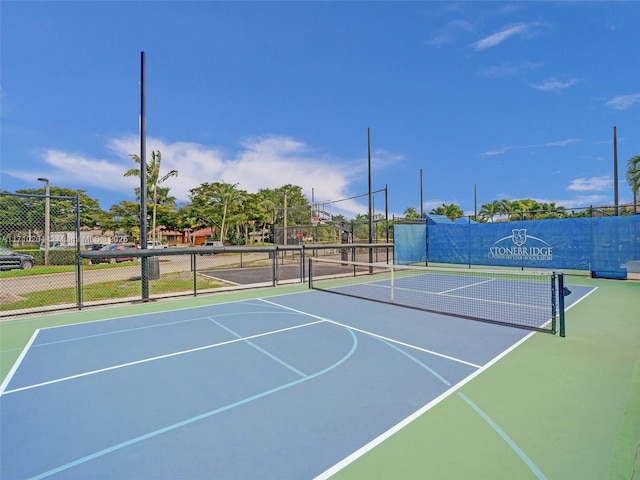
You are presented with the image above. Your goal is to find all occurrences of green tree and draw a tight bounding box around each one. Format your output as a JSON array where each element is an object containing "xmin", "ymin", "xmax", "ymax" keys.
[
  {"xmin": 537, "ymin": 202, "xmax": 567, "ymax": 219},
  {"xmin": 242, "ymin": 192, "xmax": 271, "ymax": 244},
  {"xmin": 430, "ymin": 203, "xmax": 463, "ymax": 220},
  {"xmin": 352, "ymin": 213, "xmax": 370, "ymax": 242},
  {"xmin": 626, "ymin": 155, "xmax": 640, "ymax": 213},
  {"xmin": 125, "ymin": 150, "xmax": 178, "ymax": 243},
  {"xmin": 478, "ymin": 201, "xmax": 502, "ymax": 222},
  {"xmin": 217, "ymin": 182, "xmax": 245, "ymax": 243},
  {"xmin": 509, "ymin": 199, "xmax": 538, "ymax": 220},
  {"xmin": 403, "ymin": 206, "xmax": 421, "ymax": 219},
  {"xmin": 498, "ymin": 199, "xmax": 512, "ymax": 216},
  {"xmin": 188, "ymin": 181, "xmax": 245, "ymax": 243},
  {"xmin": 13, "ymin": 187, "xmax": 107, "ymax": 230},
  {"xmin": 101, "ymin": 200, "xmax": 142, "ymax": 242},
  {"xmin": 0, "ymin": 192, "xmax": 32, "ymax": 245},
  {"xmin": 268, "ymin": 185, "xmax": 311, "ymax": 226}
]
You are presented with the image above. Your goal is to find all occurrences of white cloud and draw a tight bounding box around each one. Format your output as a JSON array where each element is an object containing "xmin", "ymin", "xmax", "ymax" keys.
[
  {"xmin": 482, "ymin": 138, "xmax": 579, "ymax": 156},
  {"xmin": 530, "ymin": 77, "xmax": 578, "ymax": 93},
  {"xmin": 544, "ymin": 138, "xmax": 580, "ymax": 148},
  {"xmin": 472, "ymin": 23, "xmax": 530, "ymax": 50},
  {"xmin": 567, "ymin": 176, "xmax": 612, "ymax": 192},
  {"xmin": 425, "ymin": 19, "xmax": 475, "ymax": 48},
  {"xmin": 8, "ymin": 135, "xmax": 403, "ymax": 217},
  {"xmin": 479, "ymin": 61, "xmax": 542, "ymax": 78},
  {"xmin": 482, "ymin": 146, "xmax": 512, "ymax": 156},
  {"xmin": 605, "ymin": 93, "xmax": 640, "ymax": 110},
  {"xmin": 4, "ymin": 149, "xmax": 137, "ymax": 191}
]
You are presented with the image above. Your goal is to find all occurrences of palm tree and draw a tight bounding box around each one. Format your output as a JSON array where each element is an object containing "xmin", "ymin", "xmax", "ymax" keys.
[
  {"xmin": 217, "ymin": 182, "xmax": 245, "ymax": 243},
  {"xmin": 125, "ymin": 150, "xmax": 178, "ymax": 243},
  {"xmin": 403, "ymin": 206, "xmax": 421, "ymax": 219},
  {"xmin": 626, "ymin": 155, "xmax": 640, "ymax": 214},
  {"xmin": 509, "ymin": 199, "xmax": 541, "ymax": 220},
  {"xmin": 498, "ymin": 199, "xmax": 512, "ymax": 217},
  {"xmin": 430, "ymin": 203, "xmax": 463, "ymax": 221},
  {"xmin": 478, "ymin": 200, "xmax": 501, "ymax": 222}
]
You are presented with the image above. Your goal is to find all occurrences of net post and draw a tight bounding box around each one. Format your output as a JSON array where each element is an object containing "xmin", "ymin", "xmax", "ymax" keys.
[
  {"xmin": 192, "ymin": 253, "xmax": 198, "ymax": 296},
  {"xmin": 272, "ymin": 247, "xmax": 278, "ymax": 287},
  {"xmin": 390, "ymin": 263, "xmax": 394, "ymax": 304},
  {"xmin": 308, "ymin": 257, "xmax": 313, "ymax": 289},
  {"xmin": 558, "ymin": 273, "xmax": 566, "ymax": 337},
  {"xmin": 75, "ymin": 193, "xmax": 83, "ymax": 309},
  {"xmin": 551, "ymin": 273, "xmax": 557, "ymax": 334}
]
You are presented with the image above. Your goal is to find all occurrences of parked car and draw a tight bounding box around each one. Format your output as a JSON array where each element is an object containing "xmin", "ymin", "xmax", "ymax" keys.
[
  {"xmin": 0, "ymin": 247, "xmax": 36, "ymax": 270},
  {"xmin": 85, "ymin": 243, "xmax": 106, "ymax": 251},
  {"xmin": 147, "ymin": 241, "xmax": 168, "ymax": 249},
  {"xmin": 199, "ymin": 241, "xmax": 223, "ymax": 255},
  {"xmin": 90, "ymin": 243, "xmax": 139, "ymax": 264}
]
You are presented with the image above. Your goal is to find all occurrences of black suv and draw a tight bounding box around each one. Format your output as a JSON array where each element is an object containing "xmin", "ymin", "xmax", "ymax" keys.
[{"xmin": 0, "ymin": 247, "xmax": 36, "ymax": 270}]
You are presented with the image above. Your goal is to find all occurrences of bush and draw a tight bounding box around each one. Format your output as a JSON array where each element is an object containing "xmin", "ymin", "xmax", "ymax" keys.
[{"xmin": 22, "ymin": 249, "xmax": 77, "ymax": 266}]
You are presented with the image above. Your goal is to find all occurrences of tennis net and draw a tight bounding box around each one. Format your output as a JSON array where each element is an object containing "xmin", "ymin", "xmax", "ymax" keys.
[{"xmin": 308, "ymin": 257, "xmax": 564, "ymax": 334}]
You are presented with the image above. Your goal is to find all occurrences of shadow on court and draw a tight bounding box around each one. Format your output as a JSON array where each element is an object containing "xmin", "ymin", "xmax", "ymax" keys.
[{"xmin": 199, "ymin": 262, "xmax": 365, "ymax": 285}]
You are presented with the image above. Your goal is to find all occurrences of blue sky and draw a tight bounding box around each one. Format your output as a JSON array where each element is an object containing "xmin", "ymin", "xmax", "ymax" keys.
[{"xmin": 1, "ymin": 1, "xmax": 639, "ymax": 218}]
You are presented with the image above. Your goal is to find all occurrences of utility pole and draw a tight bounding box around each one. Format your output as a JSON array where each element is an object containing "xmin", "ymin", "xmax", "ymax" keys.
[
  {"xmin": 613, "ymin": 126, "xmax": 619, "ymax": 216},
  {"xmin": 37, "ymin": 177, "xmax": 50, "ymax": 266}
]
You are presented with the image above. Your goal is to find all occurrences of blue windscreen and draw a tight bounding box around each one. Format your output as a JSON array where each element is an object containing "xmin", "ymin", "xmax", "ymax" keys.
[
  {"xmin": 394, "ymin": 224, "xmax": 426, "ymax": 265},
  {"xmin": 396, "ymin": 215, "xmax": 640, "ymax": 276}
]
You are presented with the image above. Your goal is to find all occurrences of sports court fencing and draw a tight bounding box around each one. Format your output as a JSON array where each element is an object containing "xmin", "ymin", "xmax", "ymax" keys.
[
  {"xmin": 274, "ymin": 218, "xmax": 391, "ymax": 245},
  {"xmin": 394, "ymin": 209, "xmax": 640, "ymax": 280},
  {"xmin": 0, "ymin": 192, "xmax": 80, "ymax": 264},
  {"xmin": 0, "ymin": 243, "xmax": 393, "ymax": 319},
  {"xmin": 308, "ymin": 257, "xmax": 566, "ymax": 335}
]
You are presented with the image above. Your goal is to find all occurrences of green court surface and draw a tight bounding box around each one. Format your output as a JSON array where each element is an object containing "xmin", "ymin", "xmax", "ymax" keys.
[{"xmin": 1, "ymin": 279, "xmax": 638, "ymax": 480}]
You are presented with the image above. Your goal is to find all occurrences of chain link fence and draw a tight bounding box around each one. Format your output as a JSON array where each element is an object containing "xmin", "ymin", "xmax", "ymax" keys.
[
  {"xmin": 0, "ymin": 192, "xmax": 393, "ymax": 321},
  {"xmin": 1, "ymin": 192, "xmax": 80, "ymax": 317}
]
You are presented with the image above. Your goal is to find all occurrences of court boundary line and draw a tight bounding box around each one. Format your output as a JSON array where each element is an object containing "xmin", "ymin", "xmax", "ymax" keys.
[
  {"xmin": 0, "ymin": 329, "xmax": 40, "ymax": 395},
  {"xmin": 373, "ymin": 336, "xmax": 547, "ymax": 479},
  {"xmin": 314, "ymin": 329, "xmax": 539, "ymax": 480},
  {"xmin": 258, "ymin": 298, "xmax": 482, "ymax": 369},
  {"xmin": 313, "ymin": 285, "xmax": 599, "ymax": 479},
  {"xmin": 0, "ymin": 295, "xmax": 289, "ymax": 329},
  {"xmin": 19, "ymin": 328, "xmax": 360, "ymax": 480},
  {"xmin": 0, "ymin": 319, "xmax": 324, "ymax": 396},
  {"xmin": 23, "ymin": 309, "xmax": 301, "ymax": 350}
]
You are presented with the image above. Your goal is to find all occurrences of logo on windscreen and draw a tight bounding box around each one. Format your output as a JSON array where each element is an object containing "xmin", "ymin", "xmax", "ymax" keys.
[
  {"xmin": 488, "ymin": 229, "xmax": 553, "ymax": 261},
  {"xmin": 511, "ymin": 228, "xmax": 527, "ymax": 246}
]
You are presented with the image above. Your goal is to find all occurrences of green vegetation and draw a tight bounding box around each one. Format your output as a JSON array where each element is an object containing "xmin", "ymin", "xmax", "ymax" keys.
[
  {"xmin": 627, "ymin": 154, "xmax": 640, "ymax": 213},
  {"xmin": 0, "ymin": 261, "xmax": 139, "ymax": 278},
  {"xmin": 0, "ymin": 272, "xmax": 227, "ymax": 311},
  {"xmin": 126, "ymin": 150, "xmax": 179, "ymax": 244},
  {"xmin": 420, "ymin": 197, "xmax": 638, "ymax": 223}
]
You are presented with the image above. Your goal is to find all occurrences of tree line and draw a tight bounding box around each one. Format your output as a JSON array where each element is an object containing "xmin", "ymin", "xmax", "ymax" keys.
[
  {"xmin": 2, "ymin": 152, "xmax": 639, "ymax": 243},
  {"xmin": 404, "ymin": 155, "xmax": 640, "ymax": 222},
  {"xmin": 1, "ymin": 150, "xmax": 388, "ymax": 245}
]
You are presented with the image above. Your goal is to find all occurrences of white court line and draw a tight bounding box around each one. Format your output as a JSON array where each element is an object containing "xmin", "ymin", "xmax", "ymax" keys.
[
  {"xmin": 355, "ymin": 282, "xmax": 550, "ymax": 311},
  {"xmin": 0, "ymin": 329, "xmax": 41, "ymax": 395},
  {"xmin": 439, "ymin": 277, "xmax": 496, "ymax": 294},
  {"xmin": 209, "ymin": 317, "xmax": 309, "ymax": 378},
  {"xmin": 258, "ymin": 299, "xmax": 482, "ymax": 369},
  {"xmin": 314, "ymin": 328, "xmax": 539, "ymax": 480},
  {"xmin": 0, "ymin": 319, "xmax": 323, "ymax": 396},
  {"xmin": 314, "ymin": 284, "xmax": 597, "ymax": 479}
]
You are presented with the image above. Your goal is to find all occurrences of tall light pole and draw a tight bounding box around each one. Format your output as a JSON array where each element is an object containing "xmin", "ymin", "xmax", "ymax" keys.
[
  {"xmin": 613, "ymin": 126, "xmax": 619, "ymax": 216},
  {"xmin": 37, "ymin": 177, "xmax": 50, "ymax": 266}
]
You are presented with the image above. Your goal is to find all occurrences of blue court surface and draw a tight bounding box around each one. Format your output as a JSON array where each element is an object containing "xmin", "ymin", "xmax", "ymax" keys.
[{"xmin": 0, "ymin": 286, "xmax": 592, "ymax": 479}]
